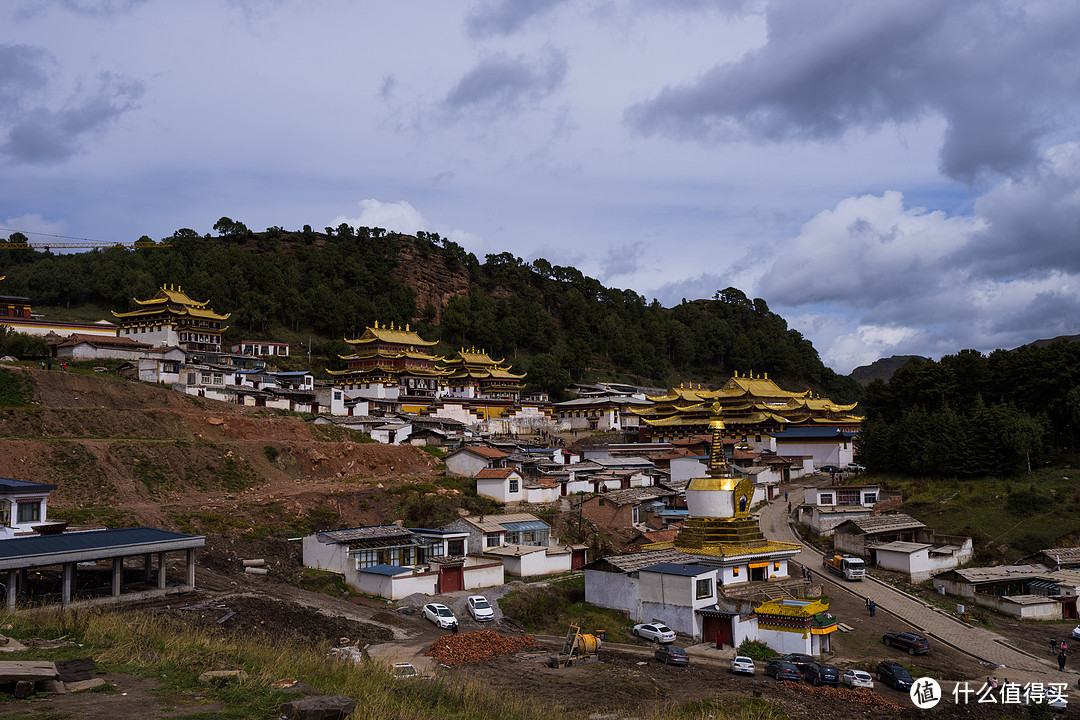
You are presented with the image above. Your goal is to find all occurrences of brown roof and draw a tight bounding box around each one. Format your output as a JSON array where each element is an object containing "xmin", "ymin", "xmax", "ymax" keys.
[
  {"xmin": 475, "ymin": 468, "xmax": 517, "ymax": 479},
  {"xmin": 53, "ymin": 334, "xmax": 151, "ymax": 350},
  {"xmin": 452, "ymin": 445, "xmax": 509, "ymax": 459}
]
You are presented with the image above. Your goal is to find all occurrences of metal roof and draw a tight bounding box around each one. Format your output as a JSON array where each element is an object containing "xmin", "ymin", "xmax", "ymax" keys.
[
  {"xmin": 588, "ymin": 548, "xmax": 702, "ymax": 573},
  {"xmin": 360, "ymin": 564, "xmax": 413, "ymax": 576},
  {"xmin": 0, "ymin": 527, "xmax": 204, "ymax": 570},
  {"xmin": 840, "ymin": 514, "xmax": 925, "ymax": 534},
  {"xmin": 501, "ymin": 520, "xmax": 550, "ymax": 532},
  {"xmin": 0, "ymin": 478, "xmax": 58, "ymax": 494},
  {"xmin": 318, "ymin": 526, "xmax": 414, "ymax": 543},
  {"xmin": 639, "ymin": 562, "xmax": 714, "ymax": 577}
]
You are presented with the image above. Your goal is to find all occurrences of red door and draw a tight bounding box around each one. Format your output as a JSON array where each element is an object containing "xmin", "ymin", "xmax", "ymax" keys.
[
  {"xmin": 701, "ymin": 615, "xmax": 733, "ymax": 646},
  {"xmin": 571, "ymin": 548, "xmax": 586, "ymax": 569},
  {"xmin": 439, "ymin": 564, "xmax": 464, "ymax": 593}
]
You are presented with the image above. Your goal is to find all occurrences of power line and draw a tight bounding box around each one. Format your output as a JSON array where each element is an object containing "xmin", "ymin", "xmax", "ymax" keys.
[{"xmin": 0, "ymin": 226, "xmax": 121, "ymax": 244}]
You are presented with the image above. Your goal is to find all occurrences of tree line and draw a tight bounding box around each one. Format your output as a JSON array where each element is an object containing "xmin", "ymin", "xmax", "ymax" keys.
[
  {"xmin": 0, "ymin": 223, "xmax": 862, "ymax": 403},
  {"xmin": 857, "ymin": 343, "xmax": 1080, "ymax": 475}
]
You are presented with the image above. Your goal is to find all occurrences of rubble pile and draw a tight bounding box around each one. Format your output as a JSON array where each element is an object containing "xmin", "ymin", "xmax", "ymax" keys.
[
  {"xmin": 792, "ymin": 684, "xmax": 906, "ymax": 712},
  {"xmin": 426, "ymin": 630, "xmax": 538, "ymax": 666}
]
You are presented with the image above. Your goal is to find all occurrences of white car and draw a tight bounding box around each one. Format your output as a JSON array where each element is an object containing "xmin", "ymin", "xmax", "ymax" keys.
[
  {"xmin": 422, "ymin": 603, "xmax": 458, "ymax": 629},
  {"xmin": 633, "ymin": 622, "xmax": 676, "ymax": 643},
  {"xmin": 1071, "ymin": 624, "xmax": 1080, "ymax": 641},
  {"xmin": 730, "ymin": 656, "xmax": 755, "ymax": 675},
  {"xmin": 466, "ymin": 595, "xmax": 495, "ymax": 622},
  {"xmin": 1021, "ymin": 686, "xmax": 1068, "ymax": 711},
  {"xmin": 842, "ymin": 669, "xmax": 874, "ymax": 689}
]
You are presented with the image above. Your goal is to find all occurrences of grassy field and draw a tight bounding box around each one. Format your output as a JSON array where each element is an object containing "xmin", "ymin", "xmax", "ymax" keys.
[
  {"xmin": 875, "ymin": 461, "xmax": 1080, "ymax": 562},
  {"xmin": 0, "ymin": 609, "xmax": 788, "ymax": 720}
]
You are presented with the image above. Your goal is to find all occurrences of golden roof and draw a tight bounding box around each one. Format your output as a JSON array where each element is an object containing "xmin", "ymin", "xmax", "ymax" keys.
[
  {"xmin": 673, "ymin": 540, "xmax": 803, "ymax": 558},
  {"xmin": 346, "ymin": 323, "xmax": 439, "ymax": 347},
  {"xmin": 756, "ymin": 597, "xmax": 830, "ymax": 618},
  {"xmin": 112, "ymin": 284, "xmax": 230, "ymax": 321}
]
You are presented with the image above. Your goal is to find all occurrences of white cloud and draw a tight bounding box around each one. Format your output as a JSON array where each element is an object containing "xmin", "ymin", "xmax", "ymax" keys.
[
  {"xmin": 2, "ymin": 213, "xmax": 68, "ymax": 239},
  {"xmin": 331, "ymin": 199, "xmax": 488, "ymax": 256}
]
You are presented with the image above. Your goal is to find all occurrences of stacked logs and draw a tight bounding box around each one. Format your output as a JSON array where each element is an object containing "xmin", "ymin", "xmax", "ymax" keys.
[
  {"xmin": 426, "ymin": 630, "xmax": 538, "ymax": 666},
  {"xmin": 791, "ymin": 684, "xmax": 906, "ymax": 712}
]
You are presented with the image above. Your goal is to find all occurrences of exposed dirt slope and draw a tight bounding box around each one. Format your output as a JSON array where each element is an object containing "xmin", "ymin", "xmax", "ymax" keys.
[{"xmin": 0, "ymin": 365, "xmax": 439, "ymax": 530}]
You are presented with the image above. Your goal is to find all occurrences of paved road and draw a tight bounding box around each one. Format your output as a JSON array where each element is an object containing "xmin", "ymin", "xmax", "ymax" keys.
[{"xmin": 760, "ymin": 486, "xmax": 1075, "ymax": 695}]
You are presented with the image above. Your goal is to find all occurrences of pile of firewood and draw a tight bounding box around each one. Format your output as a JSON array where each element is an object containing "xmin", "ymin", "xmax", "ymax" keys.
[
  {"xmin": 426, "ymin": 630, "xmax": 538, "ymax": 666},
  {"xmin": 791, "ymin": 683, "xmax": 906, "ymax": 712}
]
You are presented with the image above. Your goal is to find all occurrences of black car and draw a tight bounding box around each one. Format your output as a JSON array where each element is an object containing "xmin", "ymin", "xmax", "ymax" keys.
[
  {"xmin": 882, "ymin": 632, "xmax": 930, "ymax": 655},
  {"xmin": 775, "ymin": 653, "xmax": 815, "ymax": 669},
  {"xmin": 654, "ymin": 645, "xmax": 689, "ymax": 666},
  {"xmin": 802, "ymin": 662, "xmax": 840, "ymax": 686},
  {"xmin": 764, "ymin": 660, "xmax": 802, "ymax": 682},
  {"xmin": 820, "ymin": 465, "xmax": 840, "ymax": 474},
  {"xmin": 876, "ymin": 661, "xmax": 914, "ymax": 690}
]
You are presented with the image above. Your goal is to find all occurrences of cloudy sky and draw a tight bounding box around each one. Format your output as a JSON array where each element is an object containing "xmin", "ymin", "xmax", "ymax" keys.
[{"xmin": 3, "ymin": 0, "xmax": 1080, "ymax": 374}]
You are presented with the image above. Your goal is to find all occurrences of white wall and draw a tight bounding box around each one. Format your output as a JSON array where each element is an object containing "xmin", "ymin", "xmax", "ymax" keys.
[
  {"xmin": 523, "ymin": 485, "xmax": 559, "ymax": 503},
  {"xmin": 670, "ymin": 457, "xmax": 707, "ymax": 484},
  {"xmin": 446, "ymin": 452, "xmax": 494, "ymax": 478},
  {"xmin": 585, "ymin": 570, "xmax": 638, "ymax": 615},
  {"xmin": 464, "ymin": 561, "xmax": 504, "ymax": 589}
]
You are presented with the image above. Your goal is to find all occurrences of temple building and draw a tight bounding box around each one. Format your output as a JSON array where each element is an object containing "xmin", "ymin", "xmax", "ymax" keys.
[
  {"xmin": 328, "ymin": 322, "xmax": 451, "ymax": 414},
  {"xmin": 584, "ymin": 403, "xmax": 836, "ymax": 654},
  {"xmin": 112, "ymin": 284, "xmax": 229, "ymax": 353},
  {"xmin": 632, "ymin": 373, "xmax": 861, "ymax": 442},
  {"xmin": 443, "ymin": 348, "xmax": 526, "ymax": 401}
]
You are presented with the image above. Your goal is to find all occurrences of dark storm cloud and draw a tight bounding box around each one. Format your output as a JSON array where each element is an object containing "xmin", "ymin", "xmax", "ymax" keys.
[
  {"xmin": 0, "ymin": 44, "xmax": 51, "ymax": 112},
  {"xmin": 952, "ymin": 143, "xmax": 1080, "ymax": 279},
  {"xmin": 443, "ymin": 49, "xmax": 567, "ymax": 115},
  {"xmin": 465, "ymin": 0, "xmax": 569, "ymax": 38},
  {"xmin": 2, "ymin": 71, "xmax": 144, "ymax": 164},
  {"xmin": 625, "ymin": 0, "xmax": 1080, "ymax": 183}
]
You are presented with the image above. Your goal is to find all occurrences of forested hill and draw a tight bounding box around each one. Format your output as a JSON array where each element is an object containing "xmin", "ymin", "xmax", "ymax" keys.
[{"xmin": 0, "ymin": 223, "xmax": 862, "ymax": 403}]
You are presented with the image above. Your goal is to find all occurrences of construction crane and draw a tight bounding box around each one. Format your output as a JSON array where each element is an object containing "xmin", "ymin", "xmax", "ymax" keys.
[{"xmin": 2, "ymin": 240, "xmax": 170, "ymax": 251}]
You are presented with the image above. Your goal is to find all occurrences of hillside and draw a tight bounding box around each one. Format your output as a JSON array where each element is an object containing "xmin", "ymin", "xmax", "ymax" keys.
[
  {"xmin": 0, "ymin": 365, "xmax": 444, "ymax": 533},
  {"xmin": 0, "ymin": 227, "xmax": 863, "ymax": 403},
  {"xmin": 848, "ymin": 354, "xmax": 926, "ymax": 384}
]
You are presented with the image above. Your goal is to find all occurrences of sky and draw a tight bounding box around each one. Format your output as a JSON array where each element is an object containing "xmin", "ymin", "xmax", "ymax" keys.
[{"xmin": 2, "ymin": 0, "xmax": 1080, "ymax": 374}]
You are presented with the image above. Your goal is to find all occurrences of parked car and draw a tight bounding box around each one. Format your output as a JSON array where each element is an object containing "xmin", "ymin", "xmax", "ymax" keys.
[
  {"xmin": 764, "ymin": 659, "xmax": 802, "ymax": 682},
  {"xmin": 654, "ymin": 645, "xmax": 689, "ymax": 666},
  {"xmin": 633, "ymin": 622, "xmax": 676, "ymax": 643},
  {"xmin": 1071, "ymin": 624, "xmax": 1080, "ymax": 641},
  {"xmin": 847, "ymin": 462, "xmax": 866, "ymax": 472},
  {"xmin": 842, "ymin": 669, "xmax": 874, "ymax": 689},
  {"xmin": 802, "ymin": 662, "xmax": 840, "ymax": 686},
  {"xmin": 422, "ymin": 603, "xmax": 458, "ymax": 629},
  {"xmin": 820, "ymin": 465, "xmax": 840, "ymax": 474},
  {"xmin": 466, "ymin": 595, "xmax": 495, "ymax": 622},
  {"xmin": 773, "ymin": 653, "xmax": 816, "ymax": 670},
  {"xmin": 1021, "ymin": 685, "xmax": 1068, "ymax": 711},
  {"xmin": 882, "ymin": 631, "xmax": 930, "ymax": 655},
  {"xmin": 392, "ymin": 662, "xmax": 419, "ymax": 680},
  {"xmin": 729, "ymin": 656, "xmax": 756, "ymax": 675},
  {"xmin": 875, "ymin": 661, "xmax": 914, "ymax": 691}
]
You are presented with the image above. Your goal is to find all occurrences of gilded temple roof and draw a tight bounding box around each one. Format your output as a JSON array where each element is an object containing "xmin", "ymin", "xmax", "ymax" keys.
[{"xmin": 112, "ymin": 284, "xmax": 230, "ymax": 321}]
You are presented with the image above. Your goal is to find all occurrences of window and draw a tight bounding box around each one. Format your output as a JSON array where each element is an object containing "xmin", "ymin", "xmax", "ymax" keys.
[
  {"xmin": 864, "ymin": 493, "xmax": 877, "ymax": 504},
  {"xmin": 695, "ymin": 578, "xmax": 712, "ymax": 599},
  {"xmin": 447, "ymin": 539, "xmax": 465, "ymax": 556},
  {"xmin": 732, "ymin": 567, "xmax": 739, "ymax": 576},
  {"xmin": 509, "ymin": 478, "xmax": 519, "ymax": 493},
  {"xmin": 17, "ymin": 501, "xmax": 40, "ymax": 524},
  {"xmin": 0, "ymin": 501, "xmax": 9, "ymax": 526},
  {"xmin": 485, "ymin": 533, "xmax": 501, "ymax": 548},
  {"xmin": 819, "ymin": 493, "xmax": 834, "ymax": 505},
  {"xmin": 201, "ymin": 372, "xmax": 211, "ymax": 384}
]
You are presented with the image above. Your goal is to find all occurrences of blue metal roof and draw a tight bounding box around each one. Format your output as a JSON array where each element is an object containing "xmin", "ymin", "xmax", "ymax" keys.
[
  {"xmin": 361, "ymin": 564, "xmax": 413, "ymax": 576},
  {"xmin": 501, "ymin": 520, "xmax": 550, "ymax": 532},
  {"xmin": 0, "ymin": 527, "xmax": 202, "ymax": 561},
  {"xmin": 0, "ymin": 478, "xmax": 58, "ymax": 494},
  {"xmin": 771, "ymin": 427, "xmax": 858, "ymax": 439},
  {"xmin": 639, "ymin": 562, "xmax": 713, "ymax": 577}
]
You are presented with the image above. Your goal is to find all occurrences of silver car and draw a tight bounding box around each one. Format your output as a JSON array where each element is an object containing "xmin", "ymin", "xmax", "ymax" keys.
[
  {"xmin": 466, "ymin": 595, "xmax": 495, "ymax": 622},
  {"xmin": 730, "ymin": 655, "xmax": 755, "ymax": 675},
  {"xmin": 842, "ymin": 669, "xmax": 874, "ymax": 689},
  {"xmin": 422, "ymin": 602, "xmax": 458, "ymax": 629}
]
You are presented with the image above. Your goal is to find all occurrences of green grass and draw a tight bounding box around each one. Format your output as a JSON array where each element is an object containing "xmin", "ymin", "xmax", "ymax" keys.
[
  {"xmin": 498, "ymin": 575, "xmax": 634, "ymax": 640},
  {"xmin": 0, "ymin": 608, "xmax": 567, "ymax": 720},
  {"xmin": 0, "ymin": 368, "xmax": 33, "ymax": 407},
  {"xmin": 668, "ymin": 697, "xmax": 789, "ymax": 720},
  {"xmin": 881, "ymin": 466, "xmax": 1080, "ymax": 562}
]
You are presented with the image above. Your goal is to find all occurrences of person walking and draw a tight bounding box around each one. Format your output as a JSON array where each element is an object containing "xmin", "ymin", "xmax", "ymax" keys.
[
  {"xmin": 1053, "ymin": 638, "xmax": 1058, "ymax": 655},
  {"xmin": 869, "ymin": 601, "xmax": 877, "ymax": 617},
  {"xmin": 865, "ymin": 597, "xmax": 871, "ymax": 611},
  {"xmin": 1059, "ymin": 651, "xmax": 1068, "ymax": 671},
  {"xmin": 806, "ymin": 570, "xmax": 813, "ymax": 584},
  {"xmin": 784, "ymin": 492, "xmax": 789, "ymax": 502}
]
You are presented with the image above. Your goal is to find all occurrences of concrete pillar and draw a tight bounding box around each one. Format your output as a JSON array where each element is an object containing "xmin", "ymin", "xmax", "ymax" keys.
[
  {"xmin": 157, "ymin": 552, "xmax": 166, "ymax": 589},
  {"xmin": 17, "ymin": 569, "xmax": 27, "ymax": 597},
  {"xmin": 6, "ymin": 571, "xmax": 15, "ymax": 612},
  {"xmin": 143, "ymin": 554, "xmax": 153, "ymax": 584},
  {"xmin": 61, "ymin": 563, "xmax": 74, "ymax": 605},
  {"xmin": 112, "ymin": 558, "xmax": 123, "ymax": 597},
  {"xmin": 186, "ymin": 548, "xmax": 195, "ymax": 588}
]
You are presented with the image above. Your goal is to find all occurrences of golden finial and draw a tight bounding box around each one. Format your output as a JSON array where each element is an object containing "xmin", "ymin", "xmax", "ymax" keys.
[{"xmin": 406, "ymin": 323, "xmax": 409, "ymax": 331}]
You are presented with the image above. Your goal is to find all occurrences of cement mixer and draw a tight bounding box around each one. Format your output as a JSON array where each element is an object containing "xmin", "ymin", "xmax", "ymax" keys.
[{"xmin": 552, "ymin": 624, "xmax": 603, "ymax": 668}]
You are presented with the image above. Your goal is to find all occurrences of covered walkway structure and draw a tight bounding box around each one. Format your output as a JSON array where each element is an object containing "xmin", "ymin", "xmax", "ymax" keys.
[{"xmin": 0, "ymin": 527, "xmax": 205, "ymax": 610}]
